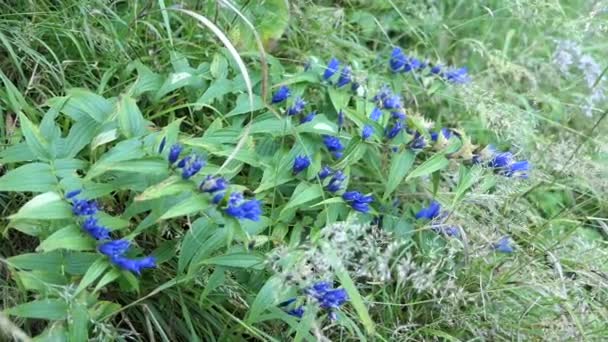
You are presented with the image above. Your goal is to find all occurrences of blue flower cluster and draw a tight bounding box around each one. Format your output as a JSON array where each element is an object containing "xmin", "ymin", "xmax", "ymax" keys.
[
  {"xmin": 473, "ymin": 145, "xmax": 531, "ymax": 178},
  {"xmin": 293, "ymin": 155, "xmax": 311, "ymax": 174},
  {"xmin": 389, "ymin": 47, "xmax": 471, "ymax": 84},
  {"xmin": 318, "ymin": 166, "xmax": 348, "ymax": 194},
  {"xmin": 322, "ymin": 135, "xmax": 344, "ymax": 159},
  {"xmin": 494, "ymin": 236, "xmax": 514, "ymax": 253},
  {"xmin": 280, "ymin": 281, "xmax": 349, "ymax": 320},
  {"xmin": 224, "ymin": 192, "xmax": 263, "ymax": 221},
  {"xmin": 342, "ymin": 191, "xmax": 373, "ymax": 213},
  {"xmin": 99, "ymin": 240, "xmax": 156, "ymax": 275},
  {"xmin": 287, "ymin": 97, "xmax": 307, "ymax": 116},
  {"xmin": 415, "ymin": 201, "xmax": 460, "ymax": 237},
  {"xmin": 66, "ymin": 190, "xmax": 155, "ymax": 275},
  {"xmin": 167, "ymin": 144, "xmax": 205, "ymax": 180}
]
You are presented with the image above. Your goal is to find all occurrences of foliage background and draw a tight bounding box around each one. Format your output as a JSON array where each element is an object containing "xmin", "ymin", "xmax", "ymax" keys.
[{"xmin": 0, "ymin": 0, "xmax": 607, "ymax": 341}]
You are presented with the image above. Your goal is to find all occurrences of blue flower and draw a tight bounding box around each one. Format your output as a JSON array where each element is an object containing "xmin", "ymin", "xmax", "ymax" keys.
[
  {"xmin": 158, "ymin": 137, "xmax": 167, "ymax": 153},
  {"xmin": 362, "ymin": 125, "xmax": 373, "ymax": 140},
  {"xmin": 98, "ymin": 240, "xmax": 130, "ymax": 257},
  {"xmin": 382, "ymin": 95, "xmax": 402, "ymax": 110},
  {"xmin": 181, "ymin": 156, "xmax": 205, "ymax": 180},
  {"xmin": 385, "ymin": 121, "xmax": 403, "ymax": 139},
  {"xmin": 72, "ymin": 198, "xmax": 99, "ymax": 216},
  {"xmin": 409, "ymin": 132, "xmax": 427, "ymax": 149},
  {"xmin": 110, "ymin": 255, "xmax": 156, "ymax": 275},
  {"xmin": 212, "ymin": 192, "xmax": 225, "ymax": 204},
  {"xmin": 431, "ymin": 128, "xmax": 452, "ymax": 141},
  {"xmin": 504, "ymin": 160, "xmax": 531, "ymax": 178},
  {"xmin": 318, "ymin": 165, "xmax": 333, "ymax": 179},
  {"xmin": 293, "ymin": 155, "xmax": 311, "ymax": 174},
  {"xmin": 404, "ymin": 57, "xmax": 423, "ymax": 72},
  {"xmin": 373, "ymin": 85, "xmax": 392, "ymax": 103},
  {"xmin": 168, "ymin": 144, "xmax": 183, "ymax": 164},
  {"xmin": 494, "ymin": 236, "xmax": 514, "ymax": 253},
  {"xmin": 272, "ymin": 85, "xmax": 291, "ymax": 104},
  {"xmin": 82, "ymin": 217, "xmax": 110, "ymax": 240},
  {"xmin": 323, "ymin": 135, "xmax": 344, "ymax": 155},
  {"xmin": 286, "ymin": 97, "xmax": 306, "ymax": 116},
  {"xmin": 445, "ymin": 67, "xmax": 470, "ymax": 84},
  {"xmin": 370, "ymin": 107, "xmax": 382, "ymax": 121},
  {"xmin": 300, "ymin": 111, "xmax": 316, "ymax": 124},
  {"xmin": 391, "ymin": 110, "xmax": 406, "ymax": 120},
  {"xmin": 318, "ymin": 289, "xmax": 349, "ymax": 309},
  {"xmin": 489, "ymin": 152, "xmax": 513, "ymax": 169},
  {"xmin": 337, "ymin": 110, "xmax": 344, "ymax": 129},
  {"xmin": 287, "ymin": 306, "xmax": 305, "ymax": 318},
  {"xmin": 336, "ymin": 66, "xmax": 352, "ymax": 87},
  {"xmin": 390, "ymin": 47, "xmax": 407, "ymax": 72},
  {"xmin": 323, "ymin": 57, "xmax": 340, "ymax": 80},
  {"xmin": 430, "ymin": 65, "xmax": 442, "ymax": 74},
  {"xmin": 224, "ymin": 192, "xmax": 262, "ymax": 221},
  {"xmin": 199, "ymin": 175, "xmax": 228, "ymax": 193},
  {"xmin": 66, "ymin": 189, "xmax": 82, "ymax": 199},
  {"xmin": 415, "ymin": 201, "xmax": 441, "ymax": 220},
  {"xmin": 325, "ymin": 171, "xmax": 346, "ymax": 193},
  {"xmin": 342, "ymin": 191, "xmax": 373, "ymax": 213},
  {"xmin": 442, "ymin": 226, "xmax": 461, "ymax": 237}
]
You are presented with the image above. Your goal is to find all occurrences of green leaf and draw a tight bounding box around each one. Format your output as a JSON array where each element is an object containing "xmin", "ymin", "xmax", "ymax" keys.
[
  {"xmin": 38, "ymin": 225, "xmax": 95, "ymax": 252},
  {"xmin": 0, "ymin": 142, "xmax": 36, "ymax": 163},
  {"xmin": 405, "ymin": 154, "xmax": 449, "ymax": 181},
  {"xmin": 18, "ymin": 112, "xmax": 51, "ymax": 160},
  {"xmin": 247, "ymin": 276, "xmax": 282, "ymax": 323},
  {"xmin": 136, "ymin": 176, "xmax": 194, "ymax": 201},
  {"xmin": 131, "ymin": 61, "xmax": 163, "ymax": 97},
  {"xmin": 8, "ymin": 251, "xmax": 98, "ymax": 275},
  {"xmin": 453, "ymin": 165, "xmax": 482, "ymax": 204},
  {"xmin": 159, "ymin": 195, "xmax": 208, "ymax": 220},
  {"xmin": 295, "ymin": 115, "xmax": 338, "ymax": 135},
  {"xmin": 5, "ymin": 299, "xmax": 68, "ymax": 320},
  {"xmin": 62, "ymin": 116, "xmax": 99, "ymax": 158},
  {"xmin": 196, "ymin": 78, "xmax": 232, "ymax": 106},
  {"xmin": 198, "ymin": 267, "xmax": 225, "ymax": 306},
  {"xmin": 115, "ymin": 96, "xmax": 147, "ymax": 138},
  {"xmin": 75, "ymin": 257, "xmax": 109, "ymax": 294},
  {"xmin": 94, "ymin": 269, "xmax": 121, "ymax": 293},
  {"xmin": 69, "ymin": 303, "xmax": 89, "ymax": 341},
  {"xmin": 200, "ymin": 253, "xmax": 265, "ymax": 269},
  {"xmin": 178, "ymin": 218, "xmax": 213, "ymax": 272},
  {"xmin": 188, "ymin": 228, "xmax": 230, "ymax": 274},
  {"xmin": 61, "ymin": 88, "xmax": 114, "ymax": 122},
  {"xmin": 279, "ymin": 183, "xmax": 323, "ymax": 219},
  {"xmin": 9, "ymin": 191, "xmax": 72, "ymax": 220},
  {"xmin": 0, "ymin": 162, "xmax": 56, "ymax": 192},
  {"xmin": 384, "ymin": 150, "xmax": 415, "ymax": 198},
  {"xmin": 88, "ymin": 158, "xmax": 168, "ymax": 179},
  {"xmin": 227, "ymin": 94, "xmax": 265, "ymax": 117}
]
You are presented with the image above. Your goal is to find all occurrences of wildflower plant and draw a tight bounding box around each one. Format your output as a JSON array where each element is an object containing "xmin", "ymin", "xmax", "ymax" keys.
[{"xmin": 2, "ymin": 2, "xmax": 605, "ymax": 340}]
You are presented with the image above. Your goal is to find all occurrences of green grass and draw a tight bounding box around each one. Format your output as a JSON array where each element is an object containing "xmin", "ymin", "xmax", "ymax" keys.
[{"xmin": 1, "ymin": 0, "xmax": 607, "ymax": 341}]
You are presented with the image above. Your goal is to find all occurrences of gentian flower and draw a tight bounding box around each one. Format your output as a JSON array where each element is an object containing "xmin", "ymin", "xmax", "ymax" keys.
[
  {"xmin": 342, "ymin": 191, "xmax": 373, "ymax": 213},
  {"xmin": 431, "ymin": 128, "xmax": 452, "ymax": 142},
  {"xmin": 430, "ymin": 65, "xmax": 442, "ymax": 75},
  {"xmin": 362, "ymin": 125, "xmax": 373, "ymax": 140},
  {"xmin": 409, "ymin": 132, "xmax": 427, "ymax": 149},
  {"xmin": 287, "ymin": 306, "xmax": 305, "ymax": 318},
  {"xmin": 494, "ymin": 236, "xmax": 514, "ymax": 253},
  {"xmin": 168, "ymin": 144, "xmax": 183, "ymax": 164},
  {"xmin": 373, "ymin": 85, "xmax": 392, "ymax": 103},
  {"xmin": 391, "ymin": 110, "xmax": 406, "ymax": 120},
  {"xmin": 318, "ymin": 165, "xmax": 333, "ymax": 179},
  {"xmin": 158, "ymin": 137, "xmax": 167, "ymax": 153},
  {"xmin": 385, "ymin": 121, "xmax": 403, "ymax": 139},
  {"xmin": 72, "ymin": 198, "xmax": 99, "ymax": 216},
  {"xmin": 317, "ymin": 288, "xmax": 349, "ymax": 310},
  {"xmin": 382, "ymin": 94, "xmax": 402, "ymax": 110},
  {"xmin": 370, "ymin": 107, "xmax": 382, "ymax": 121},
  {"xmin": 325, "ymin": 171, "xmax": 346, "ymax": 193},
  {"xmin": 98, "ymin": 240, "xmax": 130, "ymax": 257},
  {"xmin": 504, "ymin": 160, "xmax": 531, "ymax": 178},
  {"xmin": 323, "ymin": 57, "xmax": 340, "ymax": 80},
  {"xmin": 300, "ymin": 111, "xmax": 316, "ymax": 124},
  {"xmin": 323, "ymin": 135, "xmax": 344, "ymax": 158},
  {"xmin": 445, "ymin": 67, "xmax": 471, "ymax": 84},
  {"xmin": 66, "ymin": 189, "xmax": 82, "ymax": 199},
  {"xmin": 337, "ymin": 110, "xmax": 344, "ymax": 129},
  {"xmin": 489, "ymin": 152, "xmax": 513, "ymax": 169},
  {"xmin": 82, "ymin": 217, "xmax": 110, "ymax": 240},
  {"xmin": 415, "ymin": 201, "xmax": 441, "ymax": 220},
  {"xmin": 109, "ymin": 255, "xmax": 156, "ymax": 275},
  {"xmin": 199, "ymin": 175, "xmax": 228, "ymax": 193},
  {"xmin": 442, "ymin": 226, "xmax": 461, "ymax": 237},
  {"xmin": 272, "ymin": 85, "xmax": 291, "ymax": 104},
  {"xmin": 181, "ymin": 156, "xmax": 205, "ymax": 180},
  {"xmin": 286, "ymin": 97, "xmax": 306, "ymax": 116},
  {"xmin": 390, "ymin": 47, "xmax": 407, "ymax": 72},
  {"xmin": 224, "ymin": 192, "xmax": 262, "ymax": 221},
  {"xmin": 292, "ymin": 155, "xmax": 311, "ymax": 174},
  {"xmin": 336, "ymin": 66, "xmax": 352, "ymax": 87}
]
